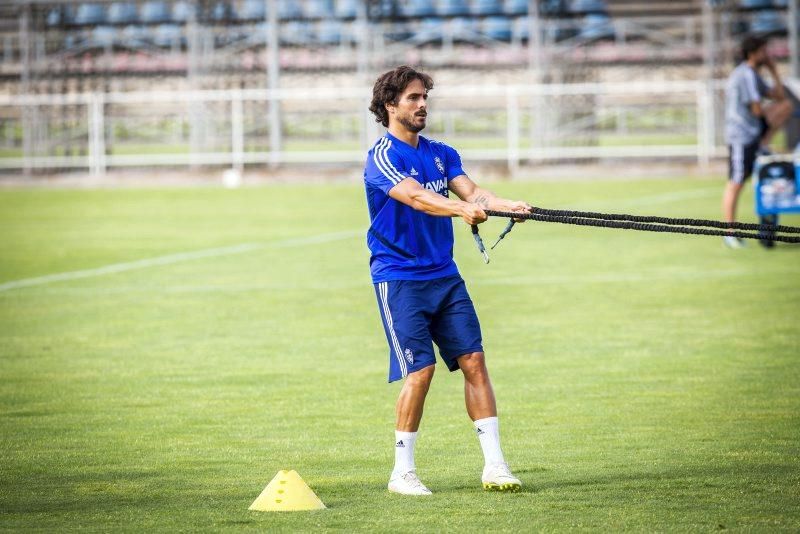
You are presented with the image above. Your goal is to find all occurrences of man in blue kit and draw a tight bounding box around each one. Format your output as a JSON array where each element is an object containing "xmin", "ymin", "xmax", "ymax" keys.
[{"xmin": 364, "ymin": 66, "xmax": 532, "ymax": 495}]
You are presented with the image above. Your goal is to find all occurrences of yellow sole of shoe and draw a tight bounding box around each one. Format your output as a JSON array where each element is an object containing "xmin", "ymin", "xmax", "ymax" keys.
[{"xmin": 482, "ymin": 482, "xmax": 521, "ymax": 492}]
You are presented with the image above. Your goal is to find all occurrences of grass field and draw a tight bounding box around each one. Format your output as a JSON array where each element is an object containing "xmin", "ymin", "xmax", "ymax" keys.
[{"xmin": 1, "ymin": 177, "xmax": 799, "ymax": 532}]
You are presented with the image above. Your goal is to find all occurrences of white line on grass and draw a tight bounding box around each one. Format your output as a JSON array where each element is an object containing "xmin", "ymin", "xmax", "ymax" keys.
[
  {"xmin": 22, "ymin": 266, "xmax": 789, "ymax": 296},
  {"xmin": 0, "ymin": 186, "xmax": 727, "ymax": 294},
  {"xmin": 0, "ymin": 229, "xmax": 361, "ymax": 293}
]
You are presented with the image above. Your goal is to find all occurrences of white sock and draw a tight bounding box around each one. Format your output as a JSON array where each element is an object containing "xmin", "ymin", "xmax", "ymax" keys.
[
  {"xmin": 474, "ymin": 416, "xmax": 505, "ymax": 466},
  {"xmin": 392, "ymin": 430, "xmax": 417, "ymax": 478}
]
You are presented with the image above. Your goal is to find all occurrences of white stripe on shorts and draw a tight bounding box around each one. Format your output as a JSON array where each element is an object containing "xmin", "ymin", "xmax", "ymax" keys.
[
  {"xmin": 379, "ymin": 281, "xmax": 407, "ymax": 378},
  {"xmin": 731, "ymin": 143, "xmax": 745, "ymax": 184}
]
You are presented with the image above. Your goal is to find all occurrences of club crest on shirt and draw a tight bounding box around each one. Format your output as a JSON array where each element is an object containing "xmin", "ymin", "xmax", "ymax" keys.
[
  {"xmin": 404, "ymin": 348, "xmax": 414, "ymax": 364},
  {"xmin": 434, "ymin": 156, "xmax": 445, "ymax": 175}
]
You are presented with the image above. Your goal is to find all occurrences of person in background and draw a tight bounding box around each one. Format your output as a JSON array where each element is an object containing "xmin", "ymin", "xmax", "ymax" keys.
[{"xmin": 722, "ymin": 35, "xmax": 794, "ymax": 249}]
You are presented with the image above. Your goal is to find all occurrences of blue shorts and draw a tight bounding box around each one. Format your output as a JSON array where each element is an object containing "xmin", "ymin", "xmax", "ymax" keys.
[{"xmin": 373, "ymin": 275, "xmax": 483, "ymax": 383}]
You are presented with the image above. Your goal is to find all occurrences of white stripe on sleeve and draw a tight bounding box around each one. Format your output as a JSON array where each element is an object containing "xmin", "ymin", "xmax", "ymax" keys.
[
  {"xmin": 744, "ymin": 68, "xmax": 761, "ymax": 103},
  {"xmin": 374, "ymin": 138, "xmax": 408, "ymax": 184},
  {"xmin": 372, "ymin": 138, "xmax": 399, "ymax": 185}
]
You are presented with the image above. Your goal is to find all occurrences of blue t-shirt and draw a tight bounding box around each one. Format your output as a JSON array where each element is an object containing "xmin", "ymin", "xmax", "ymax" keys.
[{"xmin": 364, "ymin": 132, "xmax": 466, "ymax": 283}]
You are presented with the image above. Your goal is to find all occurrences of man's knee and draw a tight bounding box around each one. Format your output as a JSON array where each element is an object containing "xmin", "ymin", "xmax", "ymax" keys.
[
  {"xmin": 458, "ymin": 352, "xmax": 488, "ymax": 377},
  {"xmin": 406, "ymin": 364, "xmax": 435, "ymax": 389},
  {"xmin": 725, "ymin": 180, "xmax": 744, "ymax": 194}
]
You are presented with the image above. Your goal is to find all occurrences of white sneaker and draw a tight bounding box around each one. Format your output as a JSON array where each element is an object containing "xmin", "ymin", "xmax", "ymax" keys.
[
  {"xmin": 388, "ymin": 470, "xmax": 432, "ymax": 496},
  {"xmin": 482, "ymin": 462, "xmax": 522, "ymax": 492},
  {"xmin": 723, "ymin": 235, "xmax": 746, "ymax": 249}
]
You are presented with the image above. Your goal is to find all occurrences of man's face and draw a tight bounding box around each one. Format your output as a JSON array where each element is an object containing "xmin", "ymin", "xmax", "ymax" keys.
[
  {"xmin": 752, "ymin": 45, "xmax": 768, "ymax": 66},
  {"xmin": 387, "ymin": 78, "xmax": 428, "ymax": 133}
]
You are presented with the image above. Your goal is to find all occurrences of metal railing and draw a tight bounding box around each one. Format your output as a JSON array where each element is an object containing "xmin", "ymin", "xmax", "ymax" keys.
[{"xmin": 0, "ymin": 79, "xmax": 747, "ymax": 175}]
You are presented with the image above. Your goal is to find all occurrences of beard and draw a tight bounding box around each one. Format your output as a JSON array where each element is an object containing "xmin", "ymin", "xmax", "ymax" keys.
[{"xmin": 398, "ymin": 113, "xmax": 426, "ymax": 133}]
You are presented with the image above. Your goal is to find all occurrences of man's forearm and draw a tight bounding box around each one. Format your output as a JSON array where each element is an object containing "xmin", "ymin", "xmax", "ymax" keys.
[
  {"xmin": 408, "ymin": 188, "xmax": 470, "ymax": 218},
  {"xmin": 767, "ymin": 66, "xmax": 786, "ymax": 100},
  {"xmin": 469, "ymin": 187, "xmax": 521, "ymax": 212}
]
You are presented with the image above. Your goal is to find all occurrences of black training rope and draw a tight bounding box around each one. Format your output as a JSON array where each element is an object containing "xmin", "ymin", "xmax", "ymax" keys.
[
  {"xmin": 484, "ymin": 210, "xmax": 800, "ymax": 244},
  {"xmin": 527, "ymin": 206, "xmax": 800, "ymax": 234}
]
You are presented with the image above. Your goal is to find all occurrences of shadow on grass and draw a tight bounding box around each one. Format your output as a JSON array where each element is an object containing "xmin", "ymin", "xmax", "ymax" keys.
[{"xmin": 362, "ymin": 462, "xmax": 793, "ymax": 497}]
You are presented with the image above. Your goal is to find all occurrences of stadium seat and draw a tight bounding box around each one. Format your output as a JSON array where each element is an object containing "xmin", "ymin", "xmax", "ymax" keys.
[
  {"xmin": 738, "ymin": 0, "xmax": 775, "ymax": 9},
  {"xmin": 335, "ymin": 0, "xmax": 359, "ymax": 18},
  {"xmin": 152, "ymin": 24, "xmax": 183, "ymax": 48},
  {"xmin": 305, "ymin": 0, "xmax": 334, "ymax": 19},
  {"xmin": 370, "ymin": 0, "xmax": 398, "ymax": 18},
  {"xmin": 60, "ymin": 5, "xmax": 78, "ymax": 25},
  {"xmin": 280, "ymin": 0, "xmax": 304, "ymax": 19},
  {"xmin": 503, "ymin": 0, "xmax": 528, "ymax": 16},
  {"xmin": 171, "ymin": 1, "xmax": 197, "ymax": 22},
  {"xmin": 579, "ymin": 13, "xmax": 614, "ymax": 41},
  {"xmin": 513, "ymin": 16, "xmax": 530, "ymax": 41},
  {"xmin": 414, "ymin": 18, "xmax": 445, "ymax": 42},
  {"xmin": 210, "ymin": 2, "xmax": 233, "ymax": 21},
  {"xmin": 63, "ymin": 34, "xmax": 77, "ymax": 49},
  {"xmin": 251, "ymin": 21, "xmax": 269, "ymax": 40},
  {"xmin": 46, "ymin": 8, "xmax": 62, "ymax": 26},
  {"xmin": 471, "ymin": 0, "xmax": 502, "ymax": 15},
  {"xmin": 141, "ymin": 1, "xmax": 171, "ymax": 24},
  {"xmin": 547, "ymin": 20, "xmax": 579, "ymax": 42},
  {"xmin": 402, "ymin": 0, "xmax": 436, "ymax": 18},
  {"xmin": 483, "ymin": 16, "xmax": 513, "ymax": 41},
  {"xmin": 386, "ymin": 22, "xmax": 413, "ymax": 41},
  {"xmin": 108, "ymin": 3, "xmax": 138, "ymax": 24},
  {"xmin": 750, "ymin": 9, "xmax": 787, "ymax": 35},
  {"xmin": 450, "ymin": 17, "xmax": 479, "ymax": 41},
  {"xmin": 568, "ymin": 0, "xmax": 608, "ymax": 15},
  {"xmin": 281, "ymin": 21, "xmax": 313, "ymax": 45},
  {"xmin": 234, "ymin": 0, "xmax": 265, "ymax": 21},
  {"xmin": 437, "ymin": 0, "xmax": 470, "ymax": 17},
  {"xmin": 92, "ymin": 26, "xmax": 117, "ymax": 47},
  {"xmin": 540, "ymin": 0, "xmax": 567, "ymax": 16},
  {"xmin": 121, "ymin": 25, "xmax": 150, "ymax": 45},
  {"xmin": 75, "ymin": 3, "xmax": 106, "ymax": 25},
  {"xmin": 730, "ymin": 17, "xmax": 749, "ymax": 36},
  {"xmin": 317, "ymin": 19, "xmax": 342, "ymax": 45}
]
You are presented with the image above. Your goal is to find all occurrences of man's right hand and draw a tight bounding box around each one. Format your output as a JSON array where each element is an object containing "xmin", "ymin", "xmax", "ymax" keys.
[{"xmin": 460, "ymin": 203, "xmax": 488, "ymax": 225}]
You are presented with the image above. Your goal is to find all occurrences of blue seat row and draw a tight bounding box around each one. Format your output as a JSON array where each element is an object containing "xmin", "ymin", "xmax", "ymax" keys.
[
  {"xmin": 49, "ymin": 0, "xmax": 544, "ymax": 27},
  {"xmin": 367, "ymin": 0, "xmax": 527, "ymax": 17},
  {"xmin": 62, "ymin": 13, "xmax": 623, "ymax": 50},
  {"xmin": 62, "ymin": 17, "xmax": 612, "ymax": 50},
  {"xmin": 52, "ymin": 2, "xmax": 195, "ymax": 25},
  {"xmin": 386, "ymin": 15, "xmax": 613, "ymax": 44},
  {"xmin": 52, "ymin": 1, "xmax": 328, "ymax": 25},
  {"xmin": 748, "ymin": 8, "xmax": 789, "ymax": 35},
  {"xmin": 539, "ymin": 0, "xmax": 608, "ymax": 16},
  {"xmin": 738, "ymin": 0, "xmax": 788, "ymax": 10},
  {"xmin": 63, "ymin": 23, "xmax": 186, "ymax": 49}
]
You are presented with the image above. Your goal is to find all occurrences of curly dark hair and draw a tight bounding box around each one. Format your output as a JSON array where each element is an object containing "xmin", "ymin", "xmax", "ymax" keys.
[
  {"xmin": 741, "ymin": 35, "xmax": 767, "ymax": 61},
  {"xmin": 369, "ymin": 66, "xmax": 434, "ymax": 128}
]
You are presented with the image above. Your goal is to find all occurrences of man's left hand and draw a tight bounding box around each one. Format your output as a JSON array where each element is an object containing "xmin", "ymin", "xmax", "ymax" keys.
[{"xmin": 508, "ymin": 201, "xmax": 533, "ymax": 222}]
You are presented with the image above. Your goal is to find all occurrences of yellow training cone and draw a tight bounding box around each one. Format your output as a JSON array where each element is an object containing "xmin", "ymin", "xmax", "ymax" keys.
[{"xmin": 249, "ymin": 470, "xmax": 326, "ymax": 512}]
